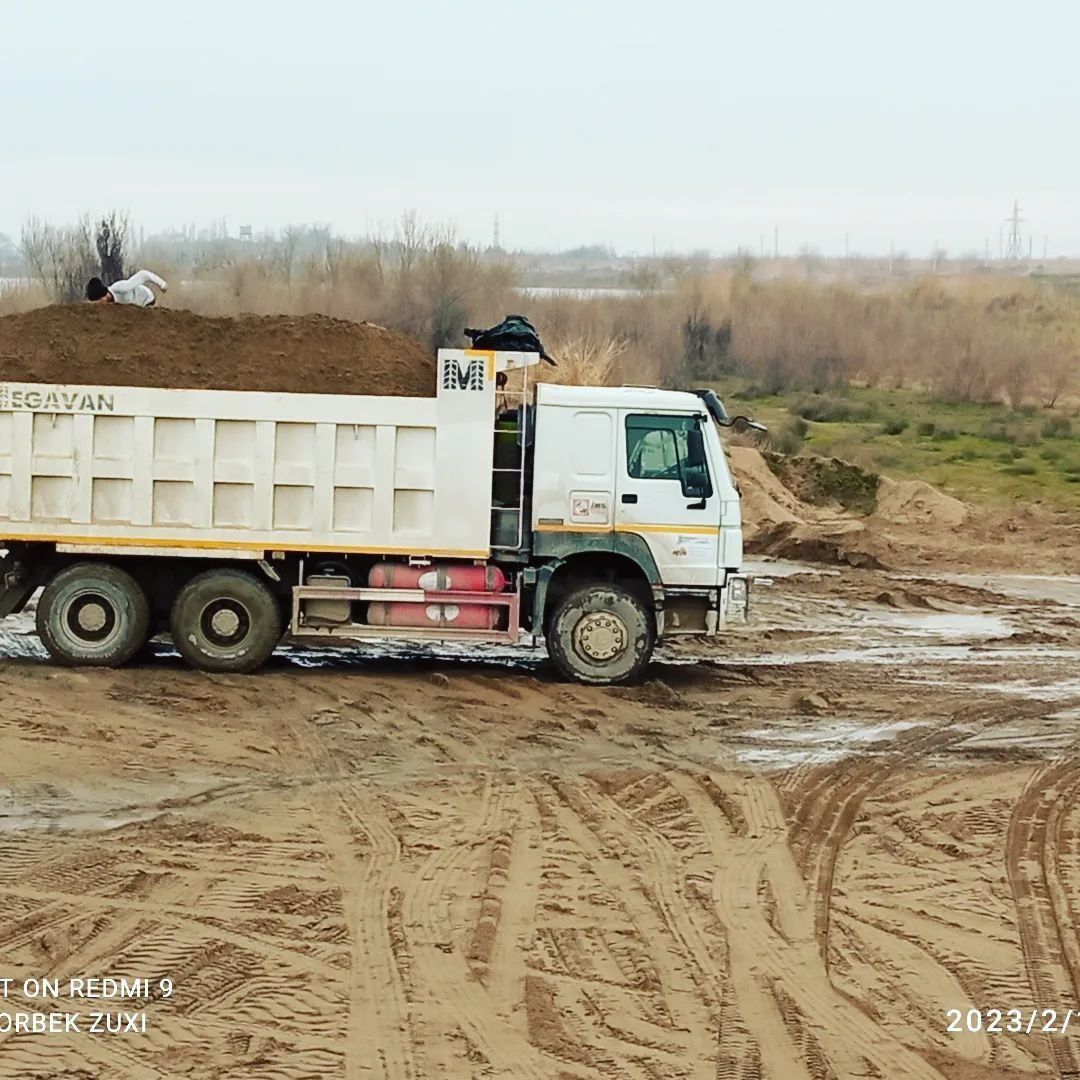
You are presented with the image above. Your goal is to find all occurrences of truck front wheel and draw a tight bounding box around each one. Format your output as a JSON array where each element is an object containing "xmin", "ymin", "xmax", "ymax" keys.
[
  {"xmin": 547, "ymin": 583, "xmax": 654, "ymax": 685},
  {"xmin": 37, "ymin": 562, "xmax": 150, "ymax": 667},
  {"xmin": 170, "ymin": 569, "xmax": 282, "ymax": 674}
]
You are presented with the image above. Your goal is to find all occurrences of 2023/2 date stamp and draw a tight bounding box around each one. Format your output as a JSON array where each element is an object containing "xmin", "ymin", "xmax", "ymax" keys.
[{"xmin": 947, "ymin": 1008, "xmax": 1075, "ymax": 1035}]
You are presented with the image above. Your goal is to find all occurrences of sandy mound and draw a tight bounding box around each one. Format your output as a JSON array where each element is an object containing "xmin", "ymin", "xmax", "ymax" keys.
[
  {"xmin": 0, "ymin": 304, "xmax": 436, "ymax": 397},
  {"xmin": 747, "ymin": 521, "xmax": 888, "ymax": 569},
  {"xmin": 726, "ymin": 446, "xmax": 808, "ymax": 537},
  {"xmin": 875, "ymin": 477, "xmax": 968, "ymax": 528}
]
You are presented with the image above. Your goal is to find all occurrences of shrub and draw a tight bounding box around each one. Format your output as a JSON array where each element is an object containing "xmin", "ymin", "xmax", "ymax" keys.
[
  {"xmin": 1043, "ymin": 414, "xmax": 1073, "ymax": 439},
  {"xmin": 790, "ymin": 395, "xmax": 875, "ymax": 423},
  {"xmin": 981, "ymin": 420, "xmax": 1012, "ymax": 442},
  {"xmin": 881, "ymin": 416, "xmax": 908, "ymax": 435},
  {"xmin": 1004, "ymin": 460, "xmax": 1036, "ymax": 475},
  {"xmin": 769, "ymin": 422, "xmax": 806, "ymax": 455},
  {"xmin": 931, "ymin": 426, "xmax": 959, "ymax": 441},
  {"xmin": 916, "ymin": 420, "xmax": 936, "ymax": 437}
]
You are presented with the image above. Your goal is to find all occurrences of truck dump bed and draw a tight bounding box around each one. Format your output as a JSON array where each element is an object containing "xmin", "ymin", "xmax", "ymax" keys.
[{"xmin": 0, "ymin": 350, "xmax": 530, "ymax": 559}]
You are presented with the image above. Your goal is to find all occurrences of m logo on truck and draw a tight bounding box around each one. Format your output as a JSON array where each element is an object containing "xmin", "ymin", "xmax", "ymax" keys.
[
  {"xmin": 0, "ymin": 386, "xmax": 115, "ymax": 413},
  {"xmin": 441, "ymin": 357, "xmax": 485, "ymax": 392}
]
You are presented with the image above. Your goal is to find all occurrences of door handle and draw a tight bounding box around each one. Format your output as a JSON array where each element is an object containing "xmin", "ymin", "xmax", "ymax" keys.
[{"xmin": 621, "ymin": 493, "xmax": 638, "ymax": 504}]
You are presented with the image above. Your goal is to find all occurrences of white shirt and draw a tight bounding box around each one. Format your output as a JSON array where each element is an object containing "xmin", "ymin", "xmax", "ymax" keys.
[{"xmin": 108, "ymin": 270, "xmax": 167, "ymax": 307}]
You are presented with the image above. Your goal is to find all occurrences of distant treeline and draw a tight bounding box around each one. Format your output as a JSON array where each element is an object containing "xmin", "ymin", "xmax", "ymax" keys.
[{"xmin": 3, "ymin": 213, "xmax": 1077, "ymax": 412}]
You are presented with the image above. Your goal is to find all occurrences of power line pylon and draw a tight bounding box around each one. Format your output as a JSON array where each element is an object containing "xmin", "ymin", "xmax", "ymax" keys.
[{"xmin": 1005, "ymin": 199, "xmax": 1025, "ymax": 261}]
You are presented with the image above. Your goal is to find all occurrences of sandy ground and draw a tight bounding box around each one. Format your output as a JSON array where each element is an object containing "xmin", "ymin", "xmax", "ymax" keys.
[{"xmin": 0, "ymin": 561, "xmax": 1079, "ymax": 1078}]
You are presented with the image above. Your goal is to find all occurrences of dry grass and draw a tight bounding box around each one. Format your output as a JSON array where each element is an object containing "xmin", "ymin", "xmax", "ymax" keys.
[{"xmin": 4, "ymin": 218, "xmax": 1078, "ymax": 411}]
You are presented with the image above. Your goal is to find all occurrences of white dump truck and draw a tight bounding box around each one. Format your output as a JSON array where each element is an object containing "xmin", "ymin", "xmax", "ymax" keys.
[{"xmin": 0, "ymin": 349, "xmax": 752, "ymax": 683}]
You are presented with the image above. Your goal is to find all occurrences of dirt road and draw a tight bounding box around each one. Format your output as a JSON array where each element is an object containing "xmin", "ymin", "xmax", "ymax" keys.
[{"xmin": 1, "ymin": 563, "xmax": 1079, "ymax": 1078}]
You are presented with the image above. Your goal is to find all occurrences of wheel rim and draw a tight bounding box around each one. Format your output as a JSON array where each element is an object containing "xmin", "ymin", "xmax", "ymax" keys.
[
  {"xmin": 64, "ymin": 592, "xmax": 118, "ymax": 645},
  {"xmin": 573, "ymin": 611, "xmax": 629, "ymax": 663},
  {"xmin": 199, "ymin": 599, "xmax": 251, "ymax": 648}
]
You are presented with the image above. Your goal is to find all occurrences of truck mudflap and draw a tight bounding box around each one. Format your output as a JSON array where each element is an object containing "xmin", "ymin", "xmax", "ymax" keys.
[
  {"xmin": 721, "ymin": 574, "xmax": 751, "ymax": 625},
  {"xmin": 0, "ymin": 552, "xmax": 34, "ymax": 619}
]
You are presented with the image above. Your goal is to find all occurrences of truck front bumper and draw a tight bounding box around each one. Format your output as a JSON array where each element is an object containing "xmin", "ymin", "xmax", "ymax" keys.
[{"xmin": 655, "ymin": 574, "xmax": 751, "ymax": 637}]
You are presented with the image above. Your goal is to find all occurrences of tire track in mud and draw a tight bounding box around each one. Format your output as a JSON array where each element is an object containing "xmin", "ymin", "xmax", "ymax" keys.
[
  {"xmin": 673, "ymin": 771, "xmax": 947, "ymax": 1080},
  {"xmin": 468, "ymin": 782, "xmax": 543, "ymax": 1018},
  {"xmin": 576, "ymin": 775, "xmax": 747, "ymax": 1076},
  {"xmin": 284, "ymin": 712, "xmax": 415, "ymax": 1080},
  {"xmin": 402, "ymin": 777, "xmax": 603, "ymax": 1079},
  {"xmin": 787, "ymin": 700, "xmax": 1054, "ymax": 969},
  {"xmin": 1007, "ymin": 753, "xmax": 1080, "ymax": 1079},
  {"xmin": 542, "ymin": 776, "xmax": 719, "ymax": 1078}
]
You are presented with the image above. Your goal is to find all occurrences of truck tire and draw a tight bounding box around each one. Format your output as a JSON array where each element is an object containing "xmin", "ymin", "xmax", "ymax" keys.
[
  {"xmin": 37, "ymin": 562, "xmax": 150, "ymax": 667},
  {"xmin": 170, "ymin": 569, "xmax": 282, "ymax": 674},
  {"xmin": 547, "ymin": 583, "xmax": 654, "ymax": 685}
]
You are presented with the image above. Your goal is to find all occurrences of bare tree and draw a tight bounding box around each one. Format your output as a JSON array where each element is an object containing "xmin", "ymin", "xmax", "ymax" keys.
[
  {"xmin": 262, "ymin": 226, "xmax": 302, "ymax": 292},
  {"xmin": 423, "ymin": 226, "xmax": 480, "ymax": 349},
  {"xmin": 20, "ymin": 215, "xmax": 97, "ymax": 302},
  {"xmin": 95, "ymin": 212, "xmax": 129, "ymax": 284}
]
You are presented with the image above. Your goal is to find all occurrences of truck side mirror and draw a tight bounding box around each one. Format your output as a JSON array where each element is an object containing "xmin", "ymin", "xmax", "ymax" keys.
[
  {"xmin": 683, "ymin": 425, "xmax": 712, "ymax": 502},
  {"xmin": 687, "ymin": 427, "xmax": 707, "ymax": 468}
]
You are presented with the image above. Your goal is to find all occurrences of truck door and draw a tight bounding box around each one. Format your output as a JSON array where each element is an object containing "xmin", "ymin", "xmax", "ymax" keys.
[{"xmin": 616, "ymin": 413, "xmax": 720, "ymax": 588}]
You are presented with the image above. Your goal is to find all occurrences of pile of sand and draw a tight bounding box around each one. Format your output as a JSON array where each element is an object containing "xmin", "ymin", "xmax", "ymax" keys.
[
  {"xmin": 727, "ymin": 445, "xmax": 975, "ymax": 570},
  {"xmin": 874, "ymin": 477, "xmax": 968, "ymax": 528},
  {"xmin": 726, "ymin": 446, "xmax": 808, "ymax": 538},
  {"xmin": 0, "ymin": 305, "xmax": 437, "ymax": 397}
]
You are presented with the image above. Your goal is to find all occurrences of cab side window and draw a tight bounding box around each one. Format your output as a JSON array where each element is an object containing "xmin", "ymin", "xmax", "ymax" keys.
[{"xmin": 626, "ymin": 416, "xmax": 712, "ymax": 498}]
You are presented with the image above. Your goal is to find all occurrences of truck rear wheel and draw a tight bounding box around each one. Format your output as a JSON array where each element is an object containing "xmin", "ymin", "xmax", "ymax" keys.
[
  {"xmin": 37, "ymin": 562, "xmax": 150, "ymax": 667},
  {"xmin": 170, "ymin": 569, "xmax": 282, "ymax": 674},
  {"xmin": 547, "ymin": 583, "xmax": 654, "ymax": 685}
]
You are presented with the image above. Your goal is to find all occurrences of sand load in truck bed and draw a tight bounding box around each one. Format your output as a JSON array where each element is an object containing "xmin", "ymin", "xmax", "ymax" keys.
[{"xmin": 0, "ymin": 305, "xmax": 437, "ymax": 397}]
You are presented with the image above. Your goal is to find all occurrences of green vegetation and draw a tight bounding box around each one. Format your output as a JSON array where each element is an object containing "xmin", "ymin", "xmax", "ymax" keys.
[
  {"xmin": 766, "ymin": 452, "xmax": 881, "ymax": 514},
  {"xmin": 724, "ymin": 383, "xmax": 1080, "ymax": 508}
]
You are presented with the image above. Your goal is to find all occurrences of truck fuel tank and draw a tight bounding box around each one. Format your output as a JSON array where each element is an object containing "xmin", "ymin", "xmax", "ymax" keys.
[
  {"xmin": 368, "ymin": 563, "xmax": 508, "ymax": 593},
  {"xmin": 367, "ymin": 601, "xmax": 504, "ymax": 630}
]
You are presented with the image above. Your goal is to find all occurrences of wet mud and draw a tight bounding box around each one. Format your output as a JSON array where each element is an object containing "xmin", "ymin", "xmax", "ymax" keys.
[{"xmin": 0, "ymin": 562, "xmax": 1078, "ymax": 1077}]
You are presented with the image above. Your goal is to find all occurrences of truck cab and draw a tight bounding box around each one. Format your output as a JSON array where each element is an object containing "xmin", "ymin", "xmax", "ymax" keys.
[{"xmin": 518, "ymin": 382, "xmax": 749, "ymax": 683}]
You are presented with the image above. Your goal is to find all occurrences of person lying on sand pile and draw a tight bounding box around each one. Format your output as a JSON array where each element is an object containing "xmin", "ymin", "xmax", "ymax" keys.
[{"xmin": 86, "ymin": 270, "xmax": 168, "ymax": 307}]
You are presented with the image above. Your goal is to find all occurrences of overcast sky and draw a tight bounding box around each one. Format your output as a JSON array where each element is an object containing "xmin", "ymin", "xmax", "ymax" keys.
[{"xmin": 1, "ymin": 1, "xmax": 1077, "ymax": 256}]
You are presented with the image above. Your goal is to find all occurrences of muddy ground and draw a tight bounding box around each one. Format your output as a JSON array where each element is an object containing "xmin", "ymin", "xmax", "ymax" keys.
[{"xmin": 0, "ymin": 563, "xmax": 1079, "ymax": 1077}]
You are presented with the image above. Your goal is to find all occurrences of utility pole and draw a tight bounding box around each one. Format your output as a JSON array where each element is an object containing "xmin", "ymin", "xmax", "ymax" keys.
[
  {"xmin": 492, "ymin": 213, "xmax": 501, "ymax": 251},
  {"xmin": 773, "ymin": 225, "xmax": 779, "ymax": 259}
]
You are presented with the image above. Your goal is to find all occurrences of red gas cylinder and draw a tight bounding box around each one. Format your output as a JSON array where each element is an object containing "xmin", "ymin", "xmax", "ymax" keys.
[
  {"xmin": 368, "ymin": 562, "xmax": 508, "ymax": 593},
  {"xmin": 367, "ymin": 602, "xmax": 503, "ymax": 630}
]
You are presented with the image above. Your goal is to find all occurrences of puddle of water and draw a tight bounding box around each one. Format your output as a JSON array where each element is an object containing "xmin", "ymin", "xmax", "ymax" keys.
[
  {"xmin": 0, "ymin": 774, "xmax": 247, "ymax": 833},
  {"xmin": 936, "ymin": 573, "xmax": 1080, "ymax": 608},
  {"xmin": 908, "ymin": 673, "xmax": 1080, "ymax": 702},
  {"xmin": 848, "ymin": 607, "xmax": 1012, "ymax": 639},
  {"xmin": 742, "ymin": 558, "xmax": 840, "ymax": 580},
  {"xmin": 711, "ymin": 645, "xmax": 1080, "ymax": 667},
  {"xmin": 732, "ymin": 718, "xmax": 924, "ymax": 768}
]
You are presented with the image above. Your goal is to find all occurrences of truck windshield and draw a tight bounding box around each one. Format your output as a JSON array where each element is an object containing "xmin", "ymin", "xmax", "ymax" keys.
[{"xmin": 625, "ymin": 415, "xmax": 713, "ymax": 499}]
